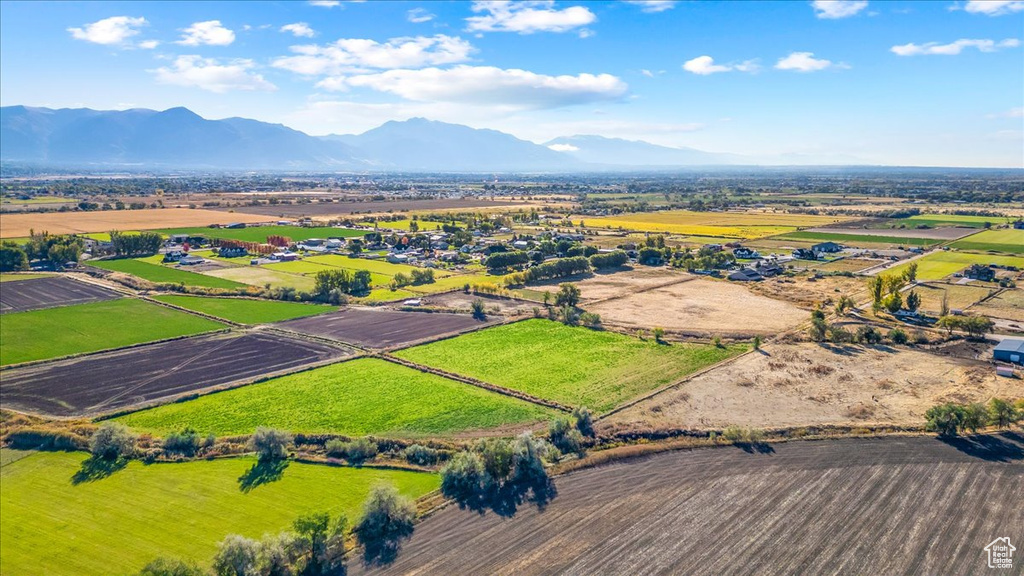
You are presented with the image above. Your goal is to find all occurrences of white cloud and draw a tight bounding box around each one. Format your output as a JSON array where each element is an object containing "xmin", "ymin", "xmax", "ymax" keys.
[
  {"xmin": 548, "ymin": 143, "xmax": 580, "ymax": 151},
  {"xmin": 811, "ymin": 0, "xmax": 869, "ymax": 19},
  {"xmin": 407, "ymin": 8, "xmax": 436, "ymax": 23},
  {"xmin": 68, "ymin": 16, "xmax": 148, "ymax": 46},
  {"xmin": 152, "ymin": 55, "xmax": 277, "ymax": 93},
  {"xmin": 891, "ymin": 38, "xmax": 1020, "ymax": 55},
  {"xmin": 273, "ymin": 35, "xmax": 474, "ymax": 75},
  {"xmin": 281, "ymin": 23, "xmax": 316, "ymax": 38},
  {"xmin": 177, "ymin": 20, "xmax": 236, "ymax": 46},
  {"xmin": 466, "ymin": 1, "xmax": 597, "ymax": 34},
  {"xmin": 775, "ymin": 52, "xmax": 845, "ymax": 72},
  {"xmin": 1007, "ymin": 107, "xmax": 1024, "ymax": 118},
  {"xmin": 320, "ymin": 65, "xmax": 628, "ymax": 109},
  {"xmin": 641, "ymin": 69, "xmax": 655, "ymax": 77},
  {"xmin": 962, "ymin": 0, "xmax": 1024, "ymax": 15},
  {"xmin": 138, "ymin": 40, "xmax": 160, "ymax": 50},
  {"xmin": 682, "ymin": 55, "xmax": 759, "ymax": 75},
  {"xmin": 309, "ymin": 0, "xmax": 341, "ymax": 6},
  {"xmin": 624, "ymin": 1, "xmax": 677, "ymax": 13}
]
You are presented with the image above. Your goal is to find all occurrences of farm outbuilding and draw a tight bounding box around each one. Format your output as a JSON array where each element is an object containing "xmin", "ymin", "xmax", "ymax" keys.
[{"xmin": 993, "ymin": 338, "xmax": 1024, "ymax": 365}]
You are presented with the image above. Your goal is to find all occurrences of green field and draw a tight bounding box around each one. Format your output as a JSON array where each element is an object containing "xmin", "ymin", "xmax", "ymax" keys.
[
  {"xmin": 305, "ymin": 254, "xmax": 454, "ymax": 277},
  {"xmin": 887, "ymin": 251, "xmax": 1024, "ymax": 281},
  {"xmin": 776, "ymin": 230, "xmax": 940, "ymax": 247},
  {"xmin": 949, "ymin": 228, "xmax": 1024, "ymax": 255},
  {"xmin": 877, "ymin": 214, "xmax": 1012, "ymax": 230},
  {"xmin": 88, "ymin": 259, "xmax": 246, "ymax": 289},
  {"xmin": 0, "ymin": 299, "xmax": 225, "ymax": 365},
  {"xmin": 395, "ymin": 319, "xmax": 746, "ymax": 412},
  {"xmin": 116, "ymin": 358, "xmax": 554, "ymax": 437},
  {"xmin": 157, "ymin": 225, "xmax": 365, "ymax": 243},
  {"xmin": 201, "ymin": 265, "xmax": 317, "ymax": 291},
  {"xmin": 151, "ymin": 295, "xmax": 336, "ymax": 324},
  {"xmin": 0, "ymin": 451, "xmax": 438, "ymax": 576}
]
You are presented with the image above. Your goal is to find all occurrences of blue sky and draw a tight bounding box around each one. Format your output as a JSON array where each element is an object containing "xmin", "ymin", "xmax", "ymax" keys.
[{"xmin": 1, "ymin": 0, "xmax": 1022, "ymax": 167}]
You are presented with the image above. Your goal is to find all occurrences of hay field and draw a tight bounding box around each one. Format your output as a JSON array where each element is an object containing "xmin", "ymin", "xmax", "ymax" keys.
[
  {"xmin": 0, "ymin": 208, "xmax": 267, "ymax": 238},
  {"xmin": 581, "ymin": 210, "xmax": 850, "ymax": 239},
  {"xmin": 588, "ymin": 279, "xmax": 807, "ymax": 336},
  {"xmin": 949, "ymin": 228, "xmax": 1024, "ymax": 254}
]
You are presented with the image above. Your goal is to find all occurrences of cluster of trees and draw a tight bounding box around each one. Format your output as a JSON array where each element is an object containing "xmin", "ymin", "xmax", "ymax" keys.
[
  {"xmin": 671, "ymin": 247, "xmax": 735, "ymax": 272},
  {"xmin": 440, "ymin": 433, "xmax": 556, "ymax": 516},
  {"xmin": 484, "ymin": 250, "xmax": 530, "ymax": 271},
  {"xmin": 1, "ymin": 232, "xmax": 86, "ymax": 270},
  {"xmin": 808, "ymin": 309, "xmax": 913, "ymax": 345},
  {"xmin": 925, "ymin": 397, "xmax": 1022, "ymax": 437},
  {"xmin": 391, "ymin": 268, "xmax": 435, "ymax": 289},
  {"xmin": 935, "ymin": 314, "xmax": 994, "ymax": 338},
  {"xmin": 503, "ymin": 256, "xmax": 590, "ymax": 286},
  {"xmin": 588, "ymin": 250, "xmax": 628, "ymax": 269},
  {"xmin": 868, "ymin": 264, "xmax": 917, "ymax": 314},
  {"xmin": 110, "ymin": 231, "xmax": 162, "ymax": 257},
  {"xmin": 313, "ymin": 269, "xmax": 372, "ymax": 299}
]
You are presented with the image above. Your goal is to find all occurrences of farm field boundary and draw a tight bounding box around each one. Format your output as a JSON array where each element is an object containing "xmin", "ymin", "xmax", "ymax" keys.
[{"xmin": 0, "ymin": 275, "xmax": 123, "ymax": 313}]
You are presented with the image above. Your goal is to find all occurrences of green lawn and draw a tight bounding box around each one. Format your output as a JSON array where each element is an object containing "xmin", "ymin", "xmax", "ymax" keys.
[
  {"xmin": 116, "ymin": 358, "xmax": 554, "ymax": 437},
  {"xmin": 776, "ymin": 230, "xmax": 940, "ymax": 247},
  {"xmin": 395, "ymin": 319, "xmax": 746, "ymax": 412},
  {"xmin": 887, "ymin": 251, "xmax": 1024, "ymax": 281},
  {"xmin": 88, "ymin": 259, "xmax": 246, "ymax": 289},
  {"xmin": 0, "ymin": 451, "xmax": 438, "ymax": 576},
  {"xmin": 201, "ymin": 266, "xmax": 317, "ymax": 291},
  {"xmin": 150, "ymin": 295, "xmax": 336, "ymax": 325},
  {"xmin": 0, "ymin": 299, "xmax": 224, "ymax": 365},
  {"xmin": 157, "ymin": 225, "xmax": 365, "ymax": 243},
  {"xmin": 949, "ymin": 228, "xmax": 1024, "ymax": 255},
  {"xmin": 304, "ymin": 254, "xmax": 454, "ymax": 277}
]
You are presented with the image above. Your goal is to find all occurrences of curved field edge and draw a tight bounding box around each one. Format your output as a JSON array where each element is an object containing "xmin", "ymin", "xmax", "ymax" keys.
[
  {"xmin": 393, "ymin": 319, "xmax": 747, "ymax": 412},
  {"xmin": 0, "ymin": 299, "xmax": 225, "ymax": 366},
  {"xmin": 114, "ymin": 357, "xmax": 555, "ymax": 437},
  {"xmin": 89, "ymin": 259, "xmax": 247, "ymax": 289},
  {"xmin": 0, "ymin": 451, "xmax": 439, "ymax": 576}
]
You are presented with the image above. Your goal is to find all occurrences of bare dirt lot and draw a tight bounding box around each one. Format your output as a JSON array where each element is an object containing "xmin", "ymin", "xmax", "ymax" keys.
[
  {"xmin": 354, "ymin": 436, "xmax": 1023, "ymax": 576},
  {"xmin": 0, "ymin": 276, "xmax": 122, "ymax": 313},
  {"xmin": 0, "ymin": 331, "xmax": 348, "ymax": 417},
  {"xmin": 588, "ymin": 278, "xmax": 808, "ymax": 337},
  {"xmin": 806, "ymin": 226, "xmax": 977, "ymax": 240},
  {"xmin": 0, "ymin": 208, "xmax": 269, "ymax": 238},
  {"xmin": 747, "ymin": 274, "xmax": 868, "ymax": 309},
  {"xmin": 210, "ymin": 198, "xmax": 532, "ymax": 218},
  {"xmin": 539, "ymin": 267, "xmax": 692, "ymax": 303},
  {"xmin": 274, "ymin": 307, "xmax": 497, "ymax": 350},
  {"xmin": 416, "ymin": 292, "xmax": 537, "ymax": 316},
  {"xmin": 602, "ymin": 343, "xmax": 1021, "ymax": 431}
]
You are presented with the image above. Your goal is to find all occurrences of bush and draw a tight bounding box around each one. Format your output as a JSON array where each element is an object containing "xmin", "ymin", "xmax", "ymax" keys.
[
  {"xmin": 888, "ymin": 328, "xmax": 908, "ymax": 345},
  {"xmin": 572, "ymin": 406, "xmax": 595, "ymax": 437},
  {"xmin": 90, "ymin": 422, "xmax": 137, "ymax": 460},
  {"xmin": 579, "ymin": 312, "xmax": 601, "ymax": 328},
  {"xmin": 925, "ymin": 403, "xmax": 966, "ymax": 437},
  {"xmin": 856, "ymin": 325, "xmax": 882, "ymax": 345},
  {"xmin": 163, "ymin": 428, "xmax": 201, "ymax": 457},
  {"xmin": 249, "ymin": 427, "xmax": 292, "ymax": 461},
  {"xmin": 354, "ymin": 483, "xmax": 417, "ymax": 566},
  {"xmin": 548, "ymin": 418, "xmax": 585, "ymax": 456},
  {"xmin": 404, "ymin": 444, "xmax": 441, "ymax": 466},
  {"xmin": 344, "ymin": 437, "xmax": 378, "ymax": 464},
  {"xmin": 440, "ymin": 451, "xmax": 486, "ymax": 506},
  {"xmin": 988, "ymin": 398, "xmax": 1021, "ymax": 429},
  {"xmin": 471, "ymin": 298, "xmax": 486, "ymax": 320},
  {"xmin": 653, "ymin": 327, "xmax": 666, "ymax": 343},
  {"xmin": 555, "ymin": 283, "xmax": 581, "ymax": 307},
  {"xmin": 213, "ymin": 534, "xmax": 259, "ymax": 576},
  {"xmin": 6, "ymin": 428, "xmax": 82, "ymax": 451}
]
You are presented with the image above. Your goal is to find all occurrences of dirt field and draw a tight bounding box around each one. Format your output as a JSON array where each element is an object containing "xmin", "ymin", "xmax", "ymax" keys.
[
  {"xmin": 971, "ymin": 289, "xmax": 1024, "ymax": 322},
  {"xmin": 0, "ymin": 332, "xmax": 348, "ymax": 417},
  {"xmin": 588, "ymin": 278, "xmax": 807, "ymax": 337},
  {"xmin": 0, "ymin": 208, "xmax": 269, "ymax": 238},
  {"xmin": 354, "ymin": 436, "xmax": 1024, "ymax": 576},
  {"xmin": 806, "ymin": 226, "xmax": 976, "ymax": 240},
  {"xmin": 747, "ymin": 274, "xmax": 868, "ymax": 309},
  {"xmin": 538, "ymin": 267, "xmax": 692, "ymax": 303},
  {"xmin": 274, "ymin": 307, "xmax": 497, "ymax": 350},
  {"xmin": 210, "ymin": 198, "xmax": 531, "ymax": 218},
  {"xmin": 913, "ymin": 283, "xmax": 996, "ymax": 315},
  {"xmin": 0, "ymin": 276, "xmax": 122, "ymax": 313},
  {"xmin": 416, "ymin": 292, "xmax": 537, "ymax": 316},
  {"xmin": 602, "ymin": 343, "xmax": 1020, "ymax": 431}
]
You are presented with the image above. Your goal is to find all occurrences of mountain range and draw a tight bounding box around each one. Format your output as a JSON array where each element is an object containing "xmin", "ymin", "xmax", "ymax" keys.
[{"xmin": 0, "ymin": 105, "xmax": 848, "ymax": 172}]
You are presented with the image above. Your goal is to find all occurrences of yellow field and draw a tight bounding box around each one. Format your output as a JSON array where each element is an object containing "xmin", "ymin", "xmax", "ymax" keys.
[
  {"xmin": 579, "ymin": 210, "xmax": 851, "ymax": 239},
  {"xmin": 0, "ymin": 209, "xmax": 268, "ymax": 238}
]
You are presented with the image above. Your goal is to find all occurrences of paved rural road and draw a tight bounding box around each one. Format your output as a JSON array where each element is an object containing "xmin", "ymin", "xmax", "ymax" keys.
[{"xmin": 353, "ymin": 435, "xmax": 1024, "ymax": 576}]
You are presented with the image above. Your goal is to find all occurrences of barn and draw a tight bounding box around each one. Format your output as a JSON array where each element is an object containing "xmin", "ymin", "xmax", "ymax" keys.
[{"xmin": 993, "ymin": 338, "xmax": 1024, "ymax": 365}]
